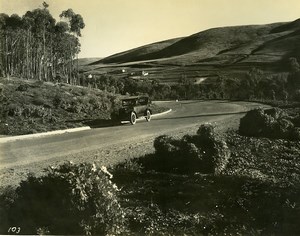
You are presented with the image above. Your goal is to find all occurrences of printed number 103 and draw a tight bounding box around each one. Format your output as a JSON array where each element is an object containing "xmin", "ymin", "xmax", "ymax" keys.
[{"xmin": 8, "ymin": 227, "xmax": 21, "ymax": 234}]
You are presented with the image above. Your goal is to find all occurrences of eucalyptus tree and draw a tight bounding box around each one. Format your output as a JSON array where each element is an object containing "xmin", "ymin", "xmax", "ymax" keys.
[
  {"xmin": 59, "ymin": 8, "xmax": 85, "ymax": 85},
  {"xmin": 0, "ymin": 13, "xmax": 25, "ymax": 78},
  {"xmin": 0, "ymin": 3, "xmax": 85, "ymax": 84},
  {"xmin": 23, "ymin": 5, "xmax": 56, "ymax": 81},
  {"xmin": 0, "ymin": 13, "xmax": 9, "ymax": 77}
]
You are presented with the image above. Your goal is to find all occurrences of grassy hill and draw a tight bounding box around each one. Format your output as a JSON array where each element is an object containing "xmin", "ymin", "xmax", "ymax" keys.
[
  {"xmin": 92, "ymin": 38, "xmax": 182, "ymax": 64},
  {"xmin": 82, "ymin": 19, "xmax": 300, "ymax": 83},
  {"xmin": 95, "ymin": 20, "xmax": 300, "ymax": 65},
  {"xmin": 0, "ymin": 77, "xmax": 118, "ymax": 135},
  {"xmin": 76, "ymin": 58, "xmax": 103, "ymax": 66}
]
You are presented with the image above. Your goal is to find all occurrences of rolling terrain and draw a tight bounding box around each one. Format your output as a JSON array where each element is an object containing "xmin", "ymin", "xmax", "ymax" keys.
[{"xmin": 81, "ymin": 19, "xmax": 300, "ymax": 83}]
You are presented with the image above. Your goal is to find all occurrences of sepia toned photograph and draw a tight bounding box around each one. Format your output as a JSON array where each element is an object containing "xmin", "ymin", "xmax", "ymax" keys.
[{"xmin": 0, "ymin": 0, "xmax": 300, "ymax": 235}]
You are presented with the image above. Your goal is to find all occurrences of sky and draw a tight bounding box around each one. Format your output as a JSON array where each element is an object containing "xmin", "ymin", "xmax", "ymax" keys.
[{"xmin": 1, "ymin": 0, "xmax": 300, "ymax": 58}]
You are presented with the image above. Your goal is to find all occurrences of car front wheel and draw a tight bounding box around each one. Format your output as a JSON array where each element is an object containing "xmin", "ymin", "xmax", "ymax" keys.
[{"xmin": 130, "ymin": 112, "xmax": 137, "ymax": 125}]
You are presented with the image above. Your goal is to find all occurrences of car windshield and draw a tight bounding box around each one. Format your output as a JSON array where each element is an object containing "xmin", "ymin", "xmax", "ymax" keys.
[
  {"xmin": 122, "ymin": 99, "xmax": 137, "ymax": 106},
  {"xmin": 121, "ymin": 96, "xmax": 149, "ymax": 106},
  {"xmin": 138, "ymin": 97, "xmax": 148, "ymax": 105}
]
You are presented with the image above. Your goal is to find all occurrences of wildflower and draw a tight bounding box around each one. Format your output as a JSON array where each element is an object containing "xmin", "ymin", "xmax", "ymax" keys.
[
  {"xmin": 107, "ymin": 191, "xmax": 113, "ymax": 198},
  {"xmin": 112, "ymin": 183, "xmax": 119, "ymax": 191},
  {"xmin": 91, "ymin": 163, "xmax": 97, "ymax": 172},
  {"xmin": 101, "ymin": 166, "xmax": 113, "ymax": 179}
]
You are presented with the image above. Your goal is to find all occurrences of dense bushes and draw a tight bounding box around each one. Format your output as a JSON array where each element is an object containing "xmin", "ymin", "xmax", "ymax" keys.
[
  {"xmin": 0, "ymin": 162, "xmax": 125, "ymax": 235},
  {"xmin": 110, "ymin": 123, "xmax": 300, "ymax": 235},
  {"xmin": 0, "ymin": 78, "xmax": 121, "ymax": 135},
  {"xmin": 145, "ymin": 124, "xmax": 230, "ymax": 174},
  {"xmin": 239, "ymin": 107, "xmax": 300, "ymax": 140}
]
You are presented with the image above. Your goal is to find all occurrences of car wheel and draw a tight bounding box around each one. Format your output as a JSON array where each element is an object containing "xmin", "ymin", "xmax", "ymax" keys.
[
  {"xmin": 130, "ymin": 112, "xmax": 137, "ymax": 125},
  {"xmin": 146, "ymin": 109, "xmax": 151, "ymax": 122}
]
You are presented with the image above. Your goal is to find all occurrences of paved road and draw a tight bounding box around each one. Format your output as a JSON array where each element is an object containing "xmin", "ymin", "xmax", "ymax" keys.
[{"xmin": 0, "ymin": 100, "xmax": 261, "ymax": 169}]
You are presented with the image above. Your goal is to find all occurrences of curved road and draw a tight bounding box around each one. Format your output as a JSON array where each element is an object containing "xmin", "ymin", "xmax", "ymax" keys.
[{"xmin": 0, "ymin": 100, "xmax": 262, "ymax": 169}]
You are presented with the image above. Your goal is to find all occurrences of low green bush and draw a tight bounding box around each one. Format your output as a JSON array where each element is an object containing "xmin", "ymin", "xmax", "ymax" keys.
[
  {"xmin": 194, "ymin": 124, "xmax": 231, "ymax": 174},
  {"xmin": 143, "ymin": 124, "xmax": 230, "ymax": 174},
  {"xmin": 153, "ymin": 135, "xmax": 180, "ymax": 155},
  {"xmin": 7, "ymin": 104, "xmax": 23, "ymax": 117},
  {"xmin": 16, "ymin": 84, "xmax": 29, "ymax": 92},
  {"xmin": 239, "ymin": 107, "xmax": 300, "ymax": 140},
  {"xmin": 0, "ymin": 162, "xmax": 125, "ymax": 235}
]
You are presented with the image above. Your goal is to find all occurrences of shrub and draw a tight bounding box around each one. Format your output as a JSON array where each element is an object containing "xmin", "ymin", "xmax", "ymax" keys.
[
  {"xmin": 153, "ymin": 135, "xmax": 180, "ymax": 155},
  {"xmin": 113, "ymin": 159, "xmax": 143, "ymax": 176},
  {"xmin": 53, "ymin": 93, "xmax": 70, "ymax": 109},
  {"xmin": 239, "ymin": 108, "xmax": 267, "ymax": 137},
  {"xmin": 7, "ymin": 104, "xmax": 23, "ymax": 117},
  {"xmin": 1, "ymin": 162, "xmax": 125, "ymax": 235},
  {"xmin": 32, "ymin": 95, "xmax": 46, "ymax": 106},
  {"xmin": 150, "ymin": 124, "xmax": 230, "ymax": 174},
  {"xmin": 67, "ymin": 99, "xmax": 84, "ymax": 113},
  {"xmin": 16, "ymin": 84, "xmax": 29, "ymax": 92},
  {"xmin": 239, "ymin": 108, "xmax": 299, "ymax": 140},
  {"xmin": 0, "ymin": 123, "xmax": 9, "ymax": 135},
  {"xmin": 0, "ymin": 186, "xmax": 18, "ymax": 233},
  {"xmin": 194, "ymin": 124, "xmax": 231, "ymax": 174}
]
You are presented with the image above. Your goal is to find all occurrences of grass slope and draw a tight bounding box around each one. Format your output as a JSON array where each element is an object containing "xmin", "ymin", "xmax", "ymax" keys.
[
  {"xmin": 94, "ymin": 38, "xmax": 182, "ymax": 64},
  {"xmin": 93, "ymin": 20, "xmax": 300, "ymax": 66},
  {"xmin": 0, "ymin": 77, "xmax": 117, "ymax": 135},
  {"xmin": 76, "ymin": 57, "xmax": 103, "ymax": 66}
]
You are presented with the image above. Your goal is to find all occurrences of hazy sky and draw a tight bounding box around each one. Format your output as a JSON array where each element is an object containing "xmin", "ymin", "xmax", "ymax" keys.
[{"xmin": 1, "ymin": 0, "xmax": 300, "ymax": 58}]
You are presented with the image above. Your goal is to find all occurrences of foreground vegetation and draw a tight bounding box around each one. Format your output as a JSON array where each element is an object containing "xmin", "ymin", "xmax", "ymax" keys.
[{"xmin": 1, "ymin": 106, "xmax": 300, "ymax": 235}]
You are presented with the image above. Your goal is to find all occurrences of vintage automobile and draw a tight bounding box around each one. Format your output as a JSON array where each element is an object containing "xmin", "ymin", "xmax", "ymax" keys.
[{"xmin": 118, "ymin": 95, "xmax": 152, "ymax": 125}]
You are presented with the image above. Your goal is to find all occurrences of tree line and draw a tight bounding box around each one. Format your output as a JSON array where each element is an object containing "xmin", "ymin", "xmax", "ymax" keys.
[
  {"xmin": 2, "ymin": 1, "xmax": 300, "ymax": 103},
  {"xmin": 0, "ymin": 2, "xmax": 84, "ymax": 83},
  {"xmin": 83, "ymin": 57, "xmax": 300, "ymax": 102}
]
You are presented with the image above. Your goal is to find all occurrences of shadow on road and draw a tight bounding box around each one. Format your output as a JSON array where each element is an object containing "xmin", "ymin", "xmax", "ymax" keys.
[
  {"xmin": 155, "ymin": 111, "xmax": 247, "ymax": 121},
  {"xmin": 84, "ymin": 119, "xmax": 123, "ymax": 128},
  {"xmin": 66, "ymin": 118, "xmax": 123, "ymax": 128}
]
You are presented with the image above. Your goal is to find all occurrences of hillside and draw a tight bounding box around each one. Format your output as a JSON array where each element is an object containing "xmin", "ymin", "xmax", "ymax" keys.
[
  {"xmin": 76, "ymin": 58, "xmax": 103, "ymax": 66},
  {"xmin": 95, "ymin": 20, "xmax": 300, "ymax": 66},
  {"xmin": 0, "ymin": 78, "xmax": 118, "ymax": 135},
  {"xmin": 92, "ymin": 38, "xmax": 182, "ymax": 64},
  {"xmin": 83, "ymin": 19, "xmax": 300, "ymax": 83}
]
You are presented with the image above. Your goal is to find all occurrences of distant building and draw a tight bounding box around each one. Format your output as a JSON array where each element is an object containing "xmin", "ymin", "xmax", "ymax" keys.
[
  {"xmin": 142, "ymin": 71, "xmax": 149, "ymax": 76},
  {"xmin": 194, "ymin": 77, "xmax": 207, "ymax": 84}
]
